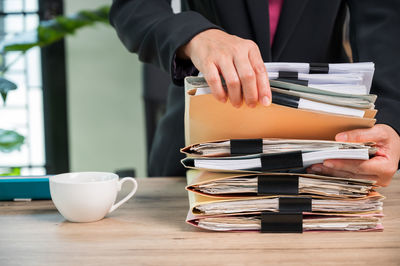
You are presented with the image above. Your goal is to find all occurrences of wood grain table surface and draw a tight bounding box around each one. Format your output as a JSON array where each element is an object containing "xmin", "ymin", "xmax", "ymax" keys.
[{"xmin": 0, "ymin": 175, "xmax": 399, "ymax": 266}]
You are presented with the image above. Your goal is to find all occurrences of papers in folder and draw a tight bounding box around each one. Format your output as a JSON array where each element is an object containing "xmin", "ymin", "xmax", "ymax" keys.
[
  {"xmin": 181, "ymin": 138, "xmax": 375, "ymax": 172},
  {"xmin": 185, "ymin": 170, "xmax": 384, "ymax": 232},
  {"xmin": 191, "ymin": 193, "xmax": 383, "ymax": 215},
  {"xmin": 264, "ymin": 62, "xmax": 375, "ymax": 92},
  {"xmin": 182, "ymin": 62, "xmax": 383, "ymax": 233},
  {"xmin": 186, "ymin": 171, "xmax": 376, "ymax": 198},
  {"xmin": 183, "ymin": 150, "xmax": 369, "ymax": 172},
  {"xmin": 190, "ymin": 214, "xmax": 382, "ymax": 232},
  {"xmin": 195, "ymin": 86, "xmax": 369, "ymax": 117},
  {"xmin": 182, "ymin": 138, "xmax": 376, "ymax": 157},
  {"xmin": 185, "ymin": 76, "xmax": 376, "ymax": 146}
]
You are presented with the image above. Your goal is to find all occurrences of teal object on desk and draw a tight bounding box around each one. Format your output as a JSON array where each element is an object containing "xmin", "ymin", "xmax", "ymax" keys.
[{"xmin": 0, "ymin": 176, "xmax": 51, "ymax": 201}]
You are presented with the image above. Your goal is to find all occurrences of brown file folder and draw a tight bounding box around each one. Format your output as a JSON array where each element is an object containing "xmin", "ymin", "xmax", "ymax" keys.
[{"xmin": 184, "ymin": 78, "xmax": 376, "ymax": 146}]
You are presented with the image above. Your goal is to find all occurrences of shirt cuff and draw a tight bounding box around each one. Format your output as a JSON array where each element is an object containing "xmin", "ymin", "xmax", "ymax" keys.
[{"xmin": 172, "ymin": 54, "xmax": 199, "ymax": 86}]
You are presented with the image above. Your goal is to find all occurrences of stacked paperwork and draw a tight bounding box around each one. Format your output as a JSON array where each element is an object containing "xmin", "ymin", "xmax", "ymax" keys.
[{"xmin": 181, "ymin": 62, "xmax": 384, "ymax": 233}]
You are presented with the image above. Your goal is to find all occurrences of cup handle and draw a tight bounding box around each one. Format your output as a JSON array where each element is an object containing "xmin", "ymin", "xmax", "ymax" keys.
[{"xmin": 108, "ymin": 177, "xmax": 138, "ymax": 213}]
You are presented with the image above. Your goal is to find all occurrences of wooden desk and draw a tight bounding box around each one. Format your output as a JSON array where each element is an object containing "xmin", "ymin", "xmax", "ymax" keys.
[{"xmin": 1, "ymin": 176, "xmax": 399, "ymax": 265}]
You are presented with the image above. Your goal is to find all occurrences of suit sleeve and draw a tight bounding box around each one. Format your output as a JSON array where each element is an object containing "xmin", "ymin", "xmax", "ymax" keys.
[
  {"xmin": 109, "ymin": 0, "xmax": 221, "ymax": 86},
  {"xmin": 347, "ymin": 0, "xmax": 400, "ymax": 134}
]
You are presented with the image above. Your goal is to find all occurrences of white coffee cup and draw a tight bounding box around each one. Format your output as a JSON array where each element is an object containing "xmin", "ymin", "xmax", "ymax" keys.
[{"xmin": 49, "ymin": 172, "xmax": 138, "ymax": 223}]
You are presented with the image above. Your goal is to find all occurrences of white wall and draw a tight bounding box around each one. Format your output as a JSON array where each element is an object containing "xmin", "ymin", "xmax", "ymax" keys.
[{"xmin": 65, "ymin": 0, "xmax": 146, "ymax": 177}]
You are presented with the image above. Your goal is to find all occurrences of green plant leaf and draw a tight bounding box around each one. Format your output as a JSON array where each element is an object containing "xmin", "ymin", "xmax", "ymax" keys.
[
  {"xmin": 0, "ymin": 129, "xmax": 25, "ymax": 152},
  {"xmin": 0, "ymin": 167, "xmax": 21, "ymax": 176},
  {"xmin": 0, "ymin": 31, "xmax": 39, "ymax": 54},
  {"xmin": 0, "ymin": 5, "xmax": 110, "ymax": 53},
  {"xmin": 0, "ymin": 77, "xmax": 17, "ymax": 103}
]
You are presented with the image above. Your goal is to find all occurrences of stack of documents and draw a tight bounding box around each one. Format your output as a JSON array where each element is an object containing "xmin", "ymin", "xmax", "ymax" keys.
[
  {"xmin": 186, "ymin": 171, "xmax": 376, "ymax": 198},
  {"xmin": 194, "ymin": 82, "xmax": 375, "ymax": 118},
  {"xmin": 192, "ymin": 215, "xmax": 382, "ymax": 232},
  {"xmin": 181, "ymin": 139, "xmax": 376, "ymax": 171},
  {"xmin": 185, "ymin": 63, "xmax": 377, "ymax": 145},
  {"xmin": 182, "ymin": 62, "xmax": 384, "ymax": 233},
  {"xmin": 185, "ymin": 170, "xmax": 384, "ymax": 232},
  {"xmin": 264, "ymin": 62, "xmax": 374, "ymax": 93}
]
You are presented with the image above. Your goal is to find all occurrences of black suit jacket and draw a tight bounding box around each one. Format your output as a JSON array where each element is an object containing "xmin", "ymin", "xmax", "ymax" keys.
[{"xmin": 110, "ymin": 0, "xmax": 400, "ymax": 176}]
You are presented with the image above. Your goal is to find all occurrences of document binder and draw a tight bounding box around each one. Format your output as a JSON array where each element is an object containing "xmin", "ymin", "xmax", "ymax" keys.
[
  {"xmin": 184, "ymin": 77, "xmax": 376, "ymax": 145},
  {"xmin": 186, "ymin": 170, "xmax": 376, "ymax": 199},
  {"xmin": 182, "ymin": 138, "xmax": 376, "ymax": 157},
  {"xmin": 261, "ymin": 212, "xmax": 303, "ymax": 233},
  {"xmin": 186, "ymin": 211, "xmax": 383, "ymax": 232},
  {"xmin": 181, "ymin": 153, "xmax": 302, "ymax": 172},
  {"xmin": 189, "ymin": 191, "xmax": 384, "ymax": 216},
  {"xmin": 182, "ymin": 149, "xmax": 369, "ymax": 172}
]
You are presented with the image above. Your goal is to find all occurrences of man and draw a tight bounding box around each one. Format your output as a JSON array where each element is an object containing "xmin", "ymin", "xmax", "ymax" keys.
[{"xmin": 110, "ymin": 0, "xmax": 400, "ymax": 186}]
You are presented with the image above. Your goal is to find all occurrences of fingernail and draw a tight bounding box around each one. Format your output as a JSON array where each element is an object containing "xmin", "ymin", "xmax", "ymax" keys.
[
  {"xmin": 311, "ymin": 166, "xmax": 322, "ymax": 172},
  {"xmin": 306, "ymin": 168, "xmax": 315, "ymax": 174},
  {"xmin": 248, "ymin": 102, "xmax": 257, "ymax": 108},
  {"xmin": 336, "ymin": 133, "xmax": 348, "ymax": 142},
  {"xmin": 233, "ymin": 102, "xmax": 242, "ymax": 108},
  {"xmin": 323, "ymin": 161, "xmax": 334, "ymax": 168},
  {"xmin": 261, "ymin": 96, "xmax": 271, "ymax": 106}
]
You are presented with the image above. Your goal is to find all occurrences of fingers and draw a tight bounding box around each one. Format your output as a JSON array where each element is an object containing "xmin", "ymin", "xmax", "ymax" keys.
[
  {"xmin": 322, "ymin": 157, "xmax": 397, "ymax": 185},
  {"xmin": 248, "ymin": 44, "xmax": 271, "ymax": 106},
  {"xmin": 307, "ymin": 163, "xmax": 379, "ymax": 182},
  {"xmin": 219, "ymin": 59, "xmax": 242, "ymax": 107},
  {"xmin": 202, "ymin": 63, "xmax": 227, "ymax": 103},
  {"xmin": 335, "ymin": 124, "xmax": 390, "ymax": 143},
  {"xmin": 322, "ymin": 159, "xmax": 375, "ymax": 176},
  {"xmin": 233, "ymin": 50, "xmax": 258, "ymax": 108},
  {"xmin": 185, "ymin": 30, "xmax": 270, "ymax": 108}
]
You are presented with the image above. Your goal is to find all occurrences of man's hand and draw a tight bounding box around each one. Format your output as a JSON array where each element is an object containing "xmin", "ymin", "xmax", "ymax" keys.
[
  {"xmin": 178, "ymin": 29, "xmax": 271, "ymax": 108},
  {"xmin": 307, "ymin": 124, "xmax": 400, "ymax": 186}
]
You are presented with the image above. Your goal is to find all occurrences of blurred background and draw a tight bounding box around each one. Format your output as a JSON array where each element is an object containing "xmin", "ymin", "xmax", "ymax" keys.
[
  {"xmin": 0, "ymin": 0, "xmax": 180, "ymax": 177},
  {"xmin": 0, "ymin": 0, "xmax": 351, "ymax": 178}
]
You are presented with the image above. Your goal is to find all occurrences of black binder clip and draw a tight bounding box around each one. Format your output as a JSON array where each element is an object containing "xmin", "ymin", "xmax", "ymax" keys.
[
  {"xmin": 260, "ymin": 151, "xmax": 303, "ymax": 171},
  {"xmin": 271, "ymin": 91, "xmax": 300, "ymax": 108},
  {"xmin": 230, "ymin": 139, "xmax": 263, "ymax": 155},
  {"xmin": 257, "ymin": 175, "xmax": 299, "ymax": 195},
  {"xmin": 278, "ymin": 71, "xmax": 299, "ymax": 79},
  {"xmin": 261, "ymin": 212, "xmax": 303, "ymax": 233},
  {"xmin": 279, "ymin": 197, "xmax": 312, "ymax": 213},
  {"xmin": 276, "ymin": 71, "xmax": 308, "ymax": 86},
  {"xmin": 309, "ymin": 63, "xmax": 329, "ymax": 74}
]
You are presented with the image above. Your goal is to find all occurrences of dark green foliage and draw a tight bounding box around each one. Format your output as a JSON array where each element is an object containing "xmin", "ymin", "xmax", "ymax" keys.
[
  {"xmin": 0, "ymin": 77, "xmax": 17, "ymax": 103},
  {"xmin": 0, "ymin": 5, "xmax": 110, "ymax": 53}
]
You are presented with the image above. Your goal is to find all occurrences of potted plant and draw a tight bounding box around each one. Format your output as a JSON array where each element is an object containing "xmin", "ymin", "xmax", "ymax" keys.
[{"xmin": 0, "ymin": 5, "xmax": 110, "ymax": 175}]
